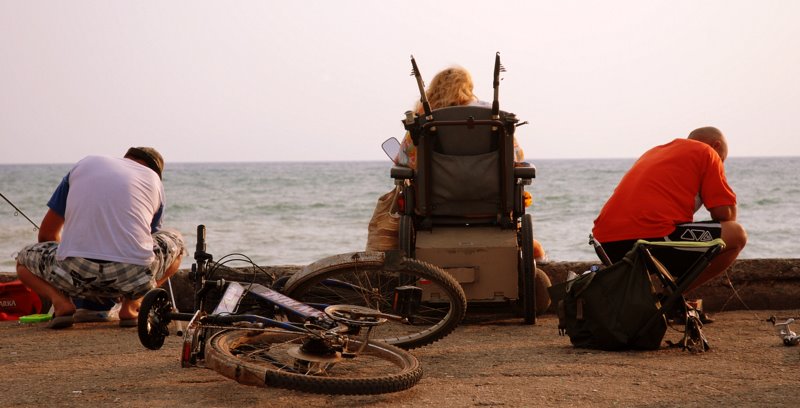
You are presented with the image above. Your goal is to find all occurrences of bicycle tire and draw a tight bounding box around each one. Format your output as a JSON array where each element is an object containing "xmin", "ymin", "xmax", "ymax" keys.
[
  {"xmin": 205, "ymin": 329, "xmax": 422, "ymax": 395},
  {"xmin": 138, "ymin": 288, "xmax": 172, "ymax": 350},
  {"xmin": 398, "ymin": 215, "xmax": 414, "ymax": 258},
  {"xmin": 520, "ymin": 214, "xmax": 536, "ymax": 325},
  {"xmin": 283, "ymin": 251, "xmax": 467, "ymax": 349}
]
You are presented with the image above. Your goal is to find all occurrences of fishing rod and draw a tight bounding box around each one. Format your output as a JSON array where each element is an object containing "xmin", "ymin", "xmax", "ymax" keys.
[
  {"xmin": 491, "ymin": 51, "xmax": 506, "ymax": 120},
  {"xmin": 0, "ymin": 192, "xmax": 40, "ymax": 230},
  {"xmin": 409, "ymin": 55, "xmax": 432, "ymax": 120}
]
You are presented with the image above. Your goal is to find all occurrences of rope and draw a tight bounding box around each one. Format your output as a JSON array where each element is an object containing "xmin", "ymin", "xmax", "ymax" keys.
[{"xmin": 719, "ymin": 269, "xmax": 752, "ymax": 312}]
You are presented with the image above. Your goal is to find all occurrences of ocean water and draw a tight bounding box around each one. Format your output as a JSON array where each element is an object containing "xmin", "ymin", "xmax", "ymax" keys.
[{"xmin": 1, "ymin": 157, "xmax": 797, "ymax": 270}]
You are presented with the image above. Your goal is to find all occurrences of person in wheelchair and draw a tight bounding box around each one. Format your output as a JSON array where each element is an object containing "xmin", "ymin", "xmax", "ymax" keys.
[
  {"xmin": 395, "ymin": 66, "xmax": 525, "ymax": 169},
  {"xmin": 391, "ymin": 65, "xmax": 547, "ymax": 262},
  {"xmin": 592, "ymin": 127, "xmax": 747, "ymax": 321}
]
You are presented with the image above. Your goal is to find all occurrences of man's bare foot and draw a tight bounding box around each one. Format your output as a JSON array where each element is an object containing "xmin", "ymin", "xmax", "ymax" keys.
[
  {"xmin": 52, "ymin": 297, "xmax": 76, "ymax": 318},
  {"xmin": 118, "ymin": 298, "xmax": 141, "ymax": 320}
]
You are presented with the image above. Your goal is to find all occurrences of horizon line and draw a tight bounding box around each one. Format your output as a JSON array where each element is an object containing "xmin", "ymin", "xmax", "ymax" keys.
[{"xmin": 0, "ymin": 154, "xmax": 798, "ymax": 166}]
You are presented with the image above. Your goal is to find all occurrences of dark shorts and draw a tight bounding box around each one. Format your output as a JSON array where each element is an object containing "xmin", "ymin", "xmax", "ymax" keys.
[{"xmin": 599, "ymin": 221, "xmax": 722, "ymax": 275}]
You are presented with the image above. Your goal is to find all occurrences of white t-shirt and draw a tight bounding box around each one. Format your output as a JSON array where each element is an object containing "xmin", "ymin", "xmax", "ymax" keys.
[{"xmin": 51, "ymin": 156, "xmax": 165, "ymax": 265}]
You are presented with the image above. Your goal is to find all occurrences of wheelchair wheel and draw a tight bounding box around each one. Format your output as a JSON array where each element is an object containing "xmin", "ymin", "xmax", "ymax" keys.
[
  {"xmin": 283, "ymin": 252, "xmax": 467, "ymax": 349},
  {"xmin": 138, "ymin": 288, "xmax": 172, "ymax": 350},
  {"xmin": 204, "ymin": 329, "xmax": 422, "ymax": 395},
  {"xmin": 520, "ymin": 214, "xmax": 536, "ymax": 325},
  {"xmin": 398, "ymin": 215, "xmax": 414, "ymax": 257}
]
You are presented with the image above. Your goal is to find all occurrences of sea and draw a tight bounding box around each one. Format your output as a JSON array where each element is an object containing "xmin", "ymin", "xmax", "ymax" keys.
[{"xmin": 1, "ymin": 157, "xmax": 798, "ymax": 271}]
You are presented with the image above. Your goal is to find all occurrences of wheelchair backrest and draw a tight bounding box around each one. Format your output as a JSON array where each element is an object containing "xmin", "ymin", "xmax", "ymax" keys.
[{"xmin": 413, "ymin": 105, "xmax": 517, "ymax": 227}]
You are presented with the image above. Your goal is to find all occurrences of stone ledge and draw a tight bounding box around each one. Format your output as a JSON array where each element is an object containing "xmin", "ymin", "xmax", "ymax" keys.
[
  {"xmin": 538, "ymin": 258, "xmax": 800, "ymax": 312},
  {"xmin": 4, "ymin": 258, "xmax": 799, "ymax": 312}
]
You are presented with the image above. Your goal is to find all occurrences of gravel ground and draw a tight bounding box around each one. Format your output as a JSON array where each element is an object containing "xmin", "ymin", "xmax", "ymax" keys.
[{"xmin": 2, "ymin": 309, "xmax": 800, "ymax": 407}]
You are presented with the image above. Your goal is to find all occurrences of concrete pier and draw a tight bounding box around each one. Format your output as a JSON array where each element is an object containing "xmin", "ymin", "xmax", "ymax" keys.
[{"xmin": 3, "ymin": 258, "xmax": 799, "ymax": 312}]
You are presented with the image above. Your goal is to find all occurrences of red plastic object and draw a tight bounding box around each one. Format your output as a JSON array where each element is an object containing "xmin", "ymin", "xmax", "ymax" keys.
[{"xmin": 0, "ymin": 280, "xmax": 44, "ymax": 321}]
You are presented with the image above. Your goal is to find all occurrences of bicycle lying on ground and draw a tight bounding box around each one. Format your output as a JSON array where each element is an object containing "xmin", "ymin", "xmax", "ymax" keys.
[{"xmin": 137, "ymin": 225, "xmax": 467, "ymax": 395}]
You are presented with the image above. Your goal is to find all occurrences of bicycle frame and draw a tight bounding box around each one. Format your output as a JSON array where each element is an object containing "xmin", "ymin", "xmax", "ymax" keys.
[
  {"xmin": 137, "ymin": 224, "xmax": 466, "ymax": 394},
  {"xmin": 177, "ymin": 285, "xmax": 333, "ymax": 368},
  {"xmin": 155, "ymin": 225, "xmax": 410, "ymax": 367}
]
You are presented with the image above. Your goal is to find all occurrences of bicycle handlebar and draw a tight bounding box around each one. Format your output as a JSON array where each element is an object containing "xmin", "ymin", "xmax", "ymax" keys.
[{"xmin": 194, "ymin": 224, "xmax": 213, "ymax": 263}]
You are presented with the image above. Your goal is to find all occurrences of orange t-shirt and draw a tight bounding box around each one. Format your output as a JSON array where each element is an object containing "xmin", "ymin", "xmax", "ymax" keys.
[{"xmin": 592, "ymin": 138, "xmax": 736, "ymax": 242}]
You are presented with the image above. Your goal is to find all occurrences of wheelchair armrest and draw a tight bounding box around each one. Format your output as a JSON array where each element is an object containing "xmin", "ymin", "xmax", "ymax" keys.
[
  {"xmin": 390, "ymin": 166, "xmax": 414, "ymax": 180},
  {"xmin": 514, "ymin": 163, "xmax": 536, "ymax": 180}
]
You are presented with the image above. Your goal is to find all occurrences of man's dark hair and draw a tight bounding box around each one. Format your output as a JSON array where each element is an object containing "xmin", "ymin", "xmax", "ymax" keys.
[{"xmin": 125, "ymin": 147, "xmax": 164, "ymax": 179}]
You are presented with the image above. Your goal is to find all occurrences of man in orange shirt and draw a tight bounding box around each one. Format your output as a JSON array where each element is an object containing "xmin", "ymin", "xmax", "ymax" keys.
[{"xmin": 592, "ymin": 127, "xmax": 747, "ymax": 293}]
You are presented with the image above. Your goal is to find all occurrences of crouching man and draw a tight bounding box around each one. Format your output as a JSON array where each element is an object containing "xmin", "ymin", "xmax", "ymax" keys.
[{"xmin": 16, "ymin": 147, "xmax": 186, "ymax": 329}]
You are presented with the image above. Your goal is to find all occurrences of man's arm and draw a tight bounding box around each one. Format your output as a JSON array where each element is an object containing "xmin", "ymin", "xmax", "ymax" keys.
[
  {"xmin": 708, "ymin": 205, "xmax": 737, "ymax": 222},
  {"xmin": 38, "ymin": 209, "xmax": 65, "ymax": 242}
]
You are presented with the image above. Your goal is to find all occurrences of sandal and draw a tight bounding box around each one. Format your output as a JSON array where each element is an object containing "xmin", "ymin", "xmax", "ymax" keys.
[
  {"xmin": 119, "ymin": 318, "xmax": 137, "ymax": 328},
  {"xmin": 47, "ymin": 314, "xmax": 75, "ymax": 330},
  {"xmin": 73, "ymin": 309, "xmax": 113, "ymax": 323}
]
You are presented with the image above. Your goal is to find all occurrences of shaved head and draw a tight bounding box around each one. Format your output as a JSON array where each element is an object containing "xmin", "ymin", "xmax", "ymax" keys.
[{"xmin": 688, "ymin": 126, "xmax": 728, "ymax": 161}]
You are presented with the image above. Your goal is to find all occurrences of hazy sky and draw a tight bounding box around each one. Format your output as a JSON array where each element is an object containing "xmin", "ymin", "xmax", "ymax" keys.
[{"xmin": 2, "ymin": 1, "xmax": 799, "ymax": 164}]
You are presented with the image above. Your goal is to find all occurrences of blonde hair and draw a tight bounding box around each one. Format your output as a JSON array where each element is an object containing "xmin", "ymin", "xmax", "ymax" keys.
[{"xmin": 415, "ymin": 66, "xmax": 476, "ymax": 113}]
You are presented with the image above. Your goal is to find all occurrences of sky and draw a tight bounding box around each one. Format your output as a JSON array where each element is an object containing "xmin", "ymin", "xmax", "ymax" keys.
[{"xmin": 1, "ymin": 1, "xmax": 799, "ymax": 164}]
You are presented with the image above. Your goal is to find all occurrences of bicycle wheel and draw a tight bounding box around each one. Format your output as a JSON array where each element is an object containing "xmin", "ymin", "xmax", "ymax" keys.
[
  {"xmin": 138, "ymin": 288, "xmax": 172, "ymax": 350},
  {"xmin": 205, "ymin": 329, "xmax": 422, "ymax": 395},
  {"xmin": 520, "ymin": 214, "xmax": 536, "ymax": 325},
  {"xmin": 283, "ymin": 251, "xmax": 467, "ymax": 349}
]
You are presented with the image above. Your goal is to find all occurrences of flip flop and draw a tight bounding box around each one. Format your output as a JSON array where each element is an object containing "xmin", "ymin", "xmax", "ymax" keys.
[
  {"xmin": 47, "ymin": 314, "xmax": 74, "ymax": 330},
  {"xmin": 73, "ymin": 309, "xmax": 113, "ymax": 323},
  {"xmin": 119, "ymin": 318, "xmax": 137, "ymax": 328}
]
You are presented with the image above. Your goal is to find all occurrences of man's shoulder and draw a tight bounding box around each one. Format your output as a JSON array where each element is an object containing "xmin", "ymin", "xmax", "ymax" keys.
[
  {"xmin": 73, "ymin": 156, "xmax": 161, "ymax": 185},
  {"xmin": 672, "ymin": 138, "xmax": 715, "ymax": 152},
  {"xmin": 74, "ymin": 155, "xmax": 122, "ymax": 169},
  {"xmin": 662, "ymin": 138, "xmax": 700, "ymax": 148},
  {"xmin": 656, "ymin": 138, "xmax": 717, "ymax": 159}
]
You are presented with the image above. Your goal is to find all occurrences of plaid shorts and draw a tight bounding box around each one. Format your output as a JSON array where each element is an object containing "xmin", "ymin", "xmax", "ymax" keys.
[{"xmin": 16, "ymin": 229, "xmax": 186, "ymax": 299}]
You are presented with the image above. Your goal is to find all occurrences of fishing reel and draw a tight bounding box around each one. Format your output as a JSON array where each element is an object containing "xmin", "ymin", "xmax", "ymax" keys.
[{"xmin": 767, "ymin": 316, "xmax": 800, "ymax": 346}]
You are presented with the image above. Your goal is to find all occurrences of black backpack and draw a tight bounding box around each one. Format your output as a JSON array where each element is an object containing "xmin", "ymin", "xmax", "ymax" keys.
[{"xmin": 548, "ymin": 247, "xmax": 667, "ymax": 351}]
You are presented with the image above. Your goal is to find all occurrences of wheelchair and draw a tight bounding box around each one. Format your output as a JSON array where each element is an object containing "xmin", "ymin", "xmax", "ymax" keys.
[{"xmin": 388, "ymin": 54, "xmax": 540, "ymax": 324}]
